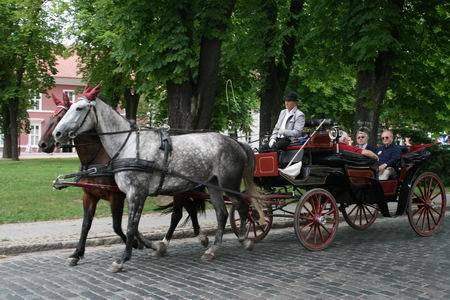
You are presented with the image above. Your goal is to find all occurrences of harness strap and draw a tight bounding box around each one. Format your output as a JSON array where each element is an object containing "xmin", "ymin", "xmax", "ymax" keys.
[{"xmin": 154, "ymin": 129, "xmax": 172, "ymax": 195}]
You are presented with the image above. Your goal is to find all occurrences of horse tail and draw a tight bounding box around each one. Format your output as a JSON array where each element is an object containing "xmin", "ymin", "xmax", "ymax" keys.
[{"xmin": 238, "ymin": 141, "xmax": 266, "ymax": 225}]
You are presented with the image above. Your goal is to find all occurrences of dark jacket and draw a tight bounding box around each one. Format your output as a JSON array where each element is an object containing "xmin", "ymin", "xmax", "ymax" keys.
[{"xmin": 376, "ymin": 143, "xmax": 401, "ymax": 167}]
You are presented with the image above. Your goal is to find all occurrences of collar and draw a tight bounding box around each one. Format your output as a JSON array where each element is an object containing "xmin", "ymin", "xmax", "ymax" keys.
[{"xmin": 286, "ymin": 106, "xmax": 297, "ymax": 115}]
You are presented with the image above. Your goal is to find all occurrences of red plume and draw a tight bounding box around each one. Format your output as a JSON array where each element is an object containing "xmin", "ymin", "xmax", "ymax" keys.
[
  {"xmin": 82, "ymin": 84, "xmax": 101, "ymax": 101},
  {"xmin": 51, "ymin": 93, "xmax": 62, "ymax": 106},
  {"xmin": 62, "ymin": 92, "xmax": 72, "ymax": 108}
]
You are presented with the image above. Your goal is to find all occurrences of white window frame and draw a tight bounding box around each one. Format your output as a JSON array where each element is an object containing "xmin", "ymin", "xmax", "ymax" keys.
[
  {"xmin": 0, "ymin": 131, "xmax": 3, "ymax": 146},
  {"xmin": 28, "ymin": 122, "xmax": 41, "ymax": 147},
  {"xmin": 63, "ymin": 89, "xmax": 76, "ymax": 103},
  {"xmin": 29, "ymin": 92, "xmax": 42, "ymax": 111}
]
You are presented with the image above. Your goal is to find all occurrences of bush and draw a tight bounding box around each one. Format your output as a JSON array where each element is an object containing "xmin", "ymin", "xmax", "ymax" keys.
[{"xmin": 422, "ymin": 145, "xmax": 450, "ymax": 186}]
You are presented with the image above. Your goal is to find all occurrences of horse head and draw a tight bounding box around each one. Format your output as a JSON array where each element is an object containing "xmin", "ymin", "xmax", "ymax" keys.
[
  {"xmin": 53, "ymin": 84, "xmax": 101, "ymax": 145},
  {"xmin": 38, "ymin": 93, "xmax": 72, "ymax": 153}
]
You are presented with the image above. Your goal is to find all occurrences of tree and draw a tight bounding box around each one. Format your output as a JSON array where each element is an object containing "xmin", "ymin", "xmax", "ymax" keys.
[
  {"xmin": 70, "ymin": 0, "xmax": 238, "ymax": 130},
  {"xmin": 258, "ymin": 0, "xmax": 304, "ymax": 140},
  {"xmin": 0, "ymin": 0, "xmax": 63, "ymax": 159}
]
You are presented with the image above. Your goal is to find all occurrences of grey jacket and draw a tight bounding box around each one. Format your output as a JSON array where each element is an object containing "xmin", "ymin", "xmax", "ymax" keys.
[{"xmin": 270, "ymin": 107, "xmax": 305, "ymax": 142}]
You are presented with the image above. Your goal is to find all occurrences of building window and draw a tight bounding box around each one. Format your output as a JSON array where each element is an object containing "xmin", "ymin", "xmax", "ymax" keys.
[
  {"xmin": 0, "ymin": 132, "xmax": 3, "ymax": 146},
  {"xmin": 63, "ymin": 90, "xmax": 76, "ymax": 103},
  {"xmin": 30, "ymin": 92, "xmax": 42, "ymax": 111},
  {"xmin": 28, "ymin": 123, "xmax": 41, "ymax": 146}
]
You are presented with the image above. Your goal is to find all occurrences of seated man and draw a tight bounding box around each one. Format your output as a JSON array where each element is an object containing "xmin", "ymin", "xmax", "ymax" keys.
[
  {"xmin": 376, "ymin": 130, "xmax": 401, "ymax": 180},
  {"xmin": 267, "ymin": 92, "xmax": 305, "ymax": 151},
  {"xmin": 356, "ymin": 130, "xmax": 376, "ymax": 152},
  {"xmin": 339, "ymin": 132, "xmax": 378, "ymax": 160}
]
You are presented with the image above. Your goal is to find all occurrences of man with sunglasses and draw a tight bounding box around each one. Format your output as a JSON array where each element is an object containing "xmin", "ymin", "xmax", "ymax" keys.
[
  {"xmin": 376, "ymin": 130, "xmax": 401, "ymax": 180},
  {"xmin": 356, "ymin": 131, "xmax": 376, "ymax": 152}
]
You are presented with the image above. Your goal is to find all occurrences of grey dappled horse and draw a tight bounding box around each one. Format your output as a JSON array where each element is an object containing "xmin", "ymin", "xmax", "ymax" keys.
[{"xmin": 53, "ymin": 87, "xmax": 264, "ymax": 272}]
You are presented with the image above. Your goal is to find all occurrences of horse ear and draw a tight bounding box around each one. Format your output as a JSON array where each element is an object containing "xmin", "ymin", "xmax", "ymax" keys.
[
  {"xmin": 62, "ymin": 92, "xmax": 72, "ymax": 108},
  {"xmin": 51, "ymin": 93, "xmax": 62, "ymax": 106},
  {"xmin": 83, "ymin": 84, "xmax": 101, "ymax": 101}
]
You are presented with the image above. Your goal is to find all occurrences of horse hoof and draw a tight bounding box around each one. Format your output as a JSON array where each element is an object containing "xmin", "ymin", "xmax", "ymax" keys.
[
  {"xmin": 242, "ymin": 239, "xmax": 254, "ymax": 251},
  {"xmin": 66, "ymin": 257, "xmax": 79, "ymax": 266},
  {"xmin": 199, "ymin": 235, "xmax": 209, "ymax": 248},
  {"xmin": 155, "ymin": 242, "xmax": 167, "ymax": 257},
  {"xmin": 201, "ymin": 252, "xmax": 215, "ymax": 261},
  {"xmin": 111, "ymin": 261, "xmax": 124, "ymax": 273}
]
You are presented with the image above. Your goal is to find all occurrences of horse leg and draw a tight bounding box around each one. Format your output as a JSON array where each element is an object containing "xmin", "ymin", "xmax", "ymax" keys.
[
  {"xmin": 67, "ymin": 192, "xmax": 99, "ymax": 266},
  {"xmin": 185, "ymin": 199, "xmax": 209, "ymax": 247},
  {"xmin": 110, "ymin": 193, "xmax": 144, "ymax": 250},
  {"xmin": 223, "ymin": 174, "xmax": 254, "ymax": 250},
  {"xmin": 156, "ymin": 196, "xmax": 183, "ymax": 254},
  {"xmin": 111, "ymin": 192, "xmax": 146, "ymax": 273},
  {"xmin": 201, "ymin": 187, "xmax": 226, "ymax": 261},
  {"xmin": 231, "ymin": 194, "xmax": 253, "ymax": 251}
]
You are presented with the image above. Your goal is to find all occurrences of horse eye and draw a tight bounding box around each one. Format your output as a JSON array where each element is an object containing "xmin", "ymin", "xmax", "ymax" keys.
[{"xmin": 76, "ymin": 107, "xmax": 83, "ymax": 111}]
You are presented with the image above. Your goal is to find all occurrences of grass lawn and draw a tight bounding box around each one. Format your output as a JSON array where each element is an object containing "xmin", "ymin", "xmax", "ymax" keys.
[{"xmin": 0, "ymin": 158, "xmax": 160, "ymax": 224}]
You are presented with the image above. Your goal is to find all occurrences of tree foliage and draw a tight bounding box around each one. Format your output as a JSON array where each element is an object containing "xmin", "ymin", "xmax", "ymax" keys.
[{"xmin": 0, "ymin": 0, "xmax": 64, "ymax": 159}]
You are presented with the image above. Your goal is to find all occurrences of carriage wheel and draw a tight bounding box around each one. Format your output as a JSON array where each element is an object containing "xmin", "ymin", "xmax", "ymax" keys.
[
  {"xmin": 294, "ymin": 188, "xmax": 339, "ymax": 251},
  {"xmin": 229, "ymin": 205, "xmax": 273, "ymax": 242},
  {"xmin": 341, "ymin": 203, "xmax": 379, "ymax": 231},
  {"xmin": 407, "ymin": 172, "xmax": 446, "ymax": 237}
]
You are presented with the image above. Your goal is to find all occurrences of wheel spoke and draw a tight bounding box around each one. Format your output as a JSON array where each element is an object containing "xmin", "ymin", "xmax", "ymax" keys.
[
  {"xmin": 417, "ymin": 184, "xmax": 426, "ymax": 201},
  {"xmin": 429, "ymin": 205, "xmax": 442, "ymax": 217},
  {"xmin": 413, "ymin": 192, "xmax": 426, "ymax": 203},
  {"xmin": 412, "ymin": 205, "xmax": 425, "ymax": 217},
  {"xmin": 362, "ymin": 206, "xmax": 370, "ymax": 223},
  {"xmin": 318, "ymin": 226, "xmax": 325, "ymax": 243},
  {"xmin": 428, "ymin": 179, "xmax": 437, "ymax": 199},
  {"xmin": 426, "ymin": 209, "xmax": 431, "ymax": 231},
  {"xmin": 364, "ymin": 205, "xmax": 375, "ymax": 218},
  {"xmin": 346, "ymin": 204, "xmax": 358, "ymax": 216},
  {"xmin": 303, "ymin": 205, "xmax": 313, "ymax": 216},
  {"xmin": 319, "ymin": 223, "xmax": 331, "ymax": 235},
  {"xmin": 428, "ymin": 208, "xmax": 438, "ymax": 226},
  {"xmin": 300, "ymin": 221, "xmax": 315, "ymax": 231},
  {"xmin": 414, "ymin": 207, "xmax": 425, "ymax": 225},
  {"xmin": 313, "ymin": 225, "xmax": 318, "ymax": 244},
  {"xmin": 320, "ymin": 198, "xmax": 330, "ymax": 212},
  {"xmin": 429, "ymin": 191, "xmax": 443, "ymax": 202}
]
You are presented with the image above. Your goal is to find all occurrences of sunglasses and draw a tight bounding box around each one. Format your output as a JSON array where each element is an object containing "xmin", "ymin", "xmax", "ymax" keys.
[
  {"xmin": 357, "ymin": 136, "xmax": 365, "ymax": 139},
  {"xmin": 382, "ymin": 136, "xmax": 390, "ymax": 140}
]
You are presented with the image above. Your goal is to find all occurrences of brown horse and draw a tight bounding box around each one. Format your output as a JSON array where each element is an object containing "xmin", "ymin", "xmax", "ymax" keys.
[{"xmin": 39, "ymin": 93, "xmax": 207, "ymax": 266}]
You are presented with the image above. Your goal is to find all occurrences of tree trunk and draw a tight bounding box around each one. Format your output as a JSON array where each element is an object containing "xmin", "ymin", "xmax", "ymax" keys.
[
  {"xmin": 123, "ymin": 89, "xmax": 140, "ymax": 121},
  {"xmin": 2, "ymin": 105, "xmax": 11, "ymax": 158},
  {"xmin": 167, "ymin": 80, "xmax": 196, "ymax": 130},
  {"xmin": 354, "ymin": 0, "xmax": 403, "ymax": 146},
  {"xmin": 195, "ymin": 38, "xmax": 222, "ymax": 130},
  {"xmin": 167, "ymin": 0, "xmax": 236, "ymax": 130},
  {"xmin": 8, "ymin": 99, "xmax": 19, "ymax": 160},
  {"xmin": 259, "ymin": 0, "xmax": 304, "ymax": 144}
]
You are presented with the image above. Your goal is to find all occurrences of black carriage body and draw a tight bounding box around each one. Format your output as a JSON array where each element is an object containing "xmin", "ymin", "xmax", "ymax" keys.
[{"xmin": 254, "ymin": 133, "xmax": 435, "ymax": 216}]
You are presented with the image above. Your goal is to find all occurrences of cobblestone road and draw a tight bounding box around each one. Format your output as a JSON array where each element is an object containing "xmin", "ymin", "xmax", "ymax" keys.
[{"xmin": 1, "ymin": 215, "xmax": 450, "ymax": 300}]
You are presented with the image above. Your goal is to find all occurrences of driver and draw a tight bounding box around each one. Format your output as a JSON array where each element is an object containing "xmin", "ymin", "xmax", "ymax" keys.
[
  {"xmin": 267, "ymin": 92, "xmax": 305, "ymax": 151},
  {"xmin": 339, "ymin": 132, "xmax": 378, "ymax": 160}
]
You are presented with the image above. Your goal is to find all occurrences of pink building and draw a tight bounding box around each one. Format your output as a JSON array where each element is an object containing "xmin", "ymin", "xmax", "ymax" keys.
[{"xmin": 19, "ymin": 54, "xmax": 83, "ymax": 153}]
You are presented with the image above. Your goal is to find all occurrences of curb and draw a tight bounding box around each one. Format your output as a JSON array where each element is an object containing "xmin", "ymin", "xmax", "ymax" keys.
[{"xmin": 0, "ymin": 221, "xmax": 294, "ymax": 256}]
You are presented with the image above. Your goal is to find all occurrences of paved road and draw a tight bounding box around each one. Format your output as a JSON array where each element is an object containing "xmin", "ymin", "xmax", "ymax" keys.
[{"xmin": 1, "ymin": 215, "xmax": 450, "ymax": 299}]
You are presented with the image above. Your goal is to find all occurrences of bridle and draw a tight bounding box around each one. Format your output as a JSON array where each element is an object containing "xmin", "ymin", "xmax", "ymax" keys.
[{"xmin": 68, "ymin": 98, "xmax": 99, "ymax": 139}]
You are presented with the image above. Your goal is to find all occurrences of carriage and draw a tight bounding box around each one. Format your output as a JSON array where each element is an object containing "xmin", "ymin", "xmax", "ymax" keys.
[
  {"xmin": 228, "ymin": 120, "xmax": 447, "ymax": 251},
  {"xmin": 47, "ymin": 88, "xmax": 446, "ymax": 270}
]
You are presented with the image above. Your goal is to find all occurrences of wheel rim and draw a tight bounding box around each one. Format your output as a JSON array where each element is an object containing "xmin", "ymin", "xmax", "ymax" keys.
[
  {"xmin": 342, "ymin": 203, "xmax": 378, "ymax": 231},
  {"xmin": 230, "ymin": 205, "xmax": 273, "ymax": 242},
  {"xmin": 408, "ymin": 172, "xmax": 446, "ymax": 236},
  {"xmin": 295, "ymin": 189, "xmax": 339, "ymax": 251}
]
